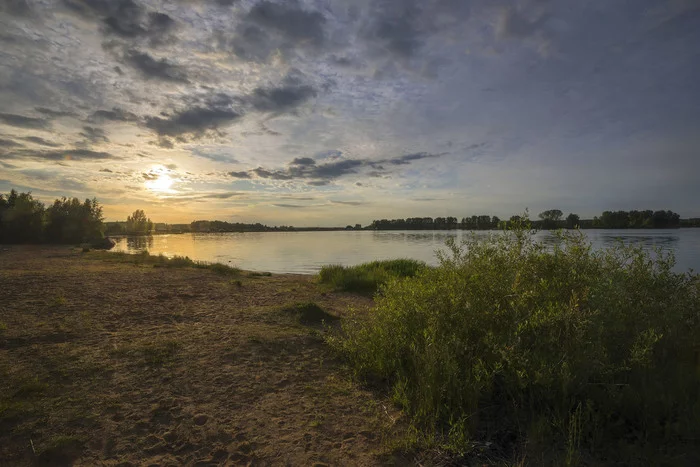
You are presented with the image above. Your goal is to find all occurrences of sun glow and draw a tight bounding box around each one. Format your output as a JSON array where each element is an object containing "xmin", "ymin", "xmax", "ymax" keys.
[{"xmin": 146, "ymin": 173, "xmax": 174, "ymax": 193}]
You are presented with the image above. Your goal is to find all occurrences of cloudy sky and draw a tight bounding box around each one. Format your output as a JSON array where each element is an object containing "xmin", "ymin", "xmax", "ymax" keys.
[{"xmin": 0, "ymin": 0, "xmax": 698, "ymax": 225}]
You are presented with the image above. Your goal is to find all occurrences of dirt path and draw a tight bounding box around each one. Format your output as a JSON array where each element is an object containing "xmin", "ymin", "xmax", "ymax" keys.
[{"xmin": 0, "ymin": 247, "xmax": 406, "ymax": 466}]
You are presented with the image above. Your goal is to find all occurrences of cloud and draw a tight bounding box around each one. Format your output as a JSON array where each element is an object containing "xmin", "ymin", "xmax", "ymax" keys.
[
  {"xmin": 0, "ymin": 0, "xmax": 32, "ymax": 16},
  {"xmin": 290, "ymin": 157, "xmax": 316, "ymax": 166},
  {"xmin": 247, "ymin": 1, "xmax": 325, "ymax": 46},
  {"xmin": 99, "ymin": 168, "xmax": 113, "ymax": 172},
  {"xmin": 365, "ymin": 1, "xmax": 424, "ymax": 58},
  {"xmin": 228, "ymin": 171, "xmax": 251, "ymax": 179},
  {"xmin": 250, "ymin": 79, "xmax": 317, "ymax": 114},
  {"xmin": 239, "ymin": 152, "xmax": 445, "ymax": 184},
  {"xmin": 122, "ymin": 50, "xmax": 189, "ymax": 83},
  {"xmin": 89, "ymin": 108, "xmax": 139, "ymax": 123},
  {"xmin": 0, "ymin": 139, "xmax": 23, "ymax": 148},
  {"xmin": 385, "ymin": 152, "xmax": 444, "ymax": 165},
  {"xmin": 145, "ymin": 106, "xmax": 241, "ymax": 139},
  {"xmin": 34, "ymin": 107, "xmax": 77, "ymax": 119},
  {"xmin": 2, "ymin": 148, "xmax": 118, "ymax": 161},
  {"xmin": 20, "ymin": 136, "xmax": 62, "ymax": 147},
  {"xmin": 272, "ymin": 203, "xmax": 309, "ymax": 209},
  {"xmin": 79, "ymin": 126, "xmax": 109, "ymax": 144},
  {"xmin": 0, "ymin": 113, "xmax": 49, "ymax": 130},
  {"xmin": 62, "ymin": 0, "xmax": 177, "ymax": 45},
  {"xmin": 331, "ymin": 200, "xmax": 366, "ymax": 206},
  {"xmin": 218, "ymin": 0, "xmax": 326, "ymax": 62}
]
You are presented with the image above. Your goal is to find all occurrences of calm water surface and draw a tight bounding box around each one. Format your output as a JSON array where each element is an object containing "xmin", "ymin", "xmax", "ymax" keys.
[{"xmin": 112, "ymin": 229, "xmax": 700, "ymax": 274}]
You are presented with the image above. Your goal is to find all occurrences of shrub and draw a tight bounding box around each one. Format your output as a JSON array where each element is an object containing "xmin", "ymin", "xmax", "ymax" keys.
[
  {"xmin": 282, "ymin": 302, "xmax": 338, "ymax": 325},
  {"xmin": 319, "ymin": 259, "xmax": 426, "ymax": 294},
  {"xmin": 330, "ymin": 229, "xmax": 700, "ymax": 463}
]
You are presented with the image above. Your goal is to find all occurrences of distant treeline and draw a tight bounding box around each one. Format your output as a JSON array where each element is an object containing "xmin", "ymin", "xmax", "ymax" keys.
[
  {"xmin": 0, "ymin": 189, "xmax": 104, "ymax": 244},
  {"xmin": 190, "ymin": 220, "xmax": 296, "ymax": 232},
  {"xmin": 369, "ymin": 209, "xmax": 696, "ymax": 230}
]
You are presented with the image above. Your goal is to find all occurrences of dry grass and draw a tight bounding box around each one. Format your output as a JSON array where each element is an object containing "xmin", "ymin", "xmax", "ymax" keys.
[{"xmin": 0, "ymin": 246, "xmax": 411, "ymax": 466}]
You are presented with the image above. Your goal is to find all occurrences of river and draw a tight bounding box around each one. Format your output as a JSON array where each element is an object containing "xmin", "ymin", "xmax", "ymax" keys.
[{"xmin": 110, "ymin": 229, "xmax": 700, "ymax": 275}]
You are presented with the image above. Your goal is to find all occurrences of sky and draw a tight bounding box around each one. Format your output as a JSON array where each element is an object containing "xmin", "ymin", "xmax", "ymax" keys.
[{"xmin": 0, "ymin": 0, "xmax": 699, "ymax": 225}]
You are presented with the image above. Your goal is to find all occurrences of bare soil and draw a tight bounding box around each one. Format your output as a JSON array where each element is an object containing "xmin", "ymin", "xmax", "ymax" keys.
[{"xmin": 0, "ymin": 246, "xmax": 409, "ymax": 466}]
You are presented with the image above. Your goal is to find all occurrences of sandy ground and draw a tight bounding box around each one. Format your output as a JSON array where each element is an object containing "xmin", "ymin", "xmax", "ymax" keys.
[{"xmin": 0, "ymin": 246, "xmax": 408, "ymax": 466}]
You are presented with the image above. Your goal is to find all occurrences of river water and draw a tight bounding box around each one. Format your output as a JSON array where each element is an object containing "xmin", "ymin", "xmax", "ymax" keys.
[{"xmin": 111, "ymin": 229, "xmax": 700, "ymax": 275}]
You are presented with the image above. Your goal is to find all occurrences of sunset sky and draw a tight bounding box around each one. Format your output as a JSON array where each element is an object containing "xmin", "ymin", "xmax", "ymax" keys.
[{"xmin": 1, "ymin": 0, "xmax": 698, "ymax": 225}]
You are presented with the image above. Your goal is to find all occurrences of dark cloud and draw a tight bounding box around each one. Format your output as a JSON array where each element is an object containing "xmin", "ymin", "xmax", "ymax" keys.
[
  {"xmin": 0, "ymin": 113, "xmax": 50, "ymax": 130},
  {"xmin": 228, "ymin": 171, "xmax": 251, "ymax": 179},
  {"xmin": 219, "ymin": 0, "xmax": 326, "ymax": 62},
  {"xmin": 80, "ymin": 126, "xmax": 109, "ymax": 143},
  {"xmin": 331, "ymin": 200, "xmax": 366, "ymax": 206},
  {"xmin": 20, "ymin": 136, "xmax": 62, "ymax": 147},
  {"xmin": 272, "ymin": 203, "xmax": 309, "ymax": 209},
  {"xmin": 165, "ymin": 163, "xmax": 177, "ymax": 170},
  {"xmin": 142, "ymin": 171, "xmax": 159, "ymax": 180},
  {"xmin": 146, "ymin": 106, "xmax": 241, "ymax": 139},
  {"xmin": 0, "ymin": 0, "xmax": 31, "ymax": 16},
  {"xmin": 250, "ymin": 80, "xmax": 317, "ymax": 114},
  {"xmin": 123, "ymin": 50, "xmax": 189, "ymax": 83},
  {"xmin": 236, "ymin": 151, "xmax": 445, "ymax": 183},
  {"xmin": 247, "ymin": 1, "xmax": 325, "ymax": 45},
  {"xmin": 62, "ymin": 0, "xmax": 176, "ymax": 45},
  {"xmin": 290, "ymin": 157, "xmax": 316, "ymax": 166},
  {"xmin": 384, "ymin": 152, "xmax": 444, "ymax": 165},
  {"xmin": 3, "ymin": 148, "xmax": 117, "ymax": 161},
  {"xmin": 200, "ymin": 192, "xmax": 243, "ymax": 199},
  {"xmin": 89, "ymin": 108, "xmax": 139, "ymax": 123},
  {"xmin": 34, "ymin": 107, "xmax": 77, "ymax": 119},
  {"xmin": 99, "ymin": 168, "xmax": 113, "ymax": 173},
  {"xmin": 366, "ymin": 1, "xmax": 423, "ymax": 58},
  {"xmin": 0, "ymin": 139, "xmax": 23, "ymax": 148}
]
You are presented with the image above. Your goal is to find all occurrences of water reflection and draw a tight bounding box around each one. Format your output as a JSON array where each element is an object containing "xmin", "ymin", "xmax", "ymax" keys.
[
  {"xmin": 111, "ymin": 229, "xmax": 700, "ymax": 274},
  {"xmin": 125, "ymin": 235, "xmax": 153, "ymax": 251}
]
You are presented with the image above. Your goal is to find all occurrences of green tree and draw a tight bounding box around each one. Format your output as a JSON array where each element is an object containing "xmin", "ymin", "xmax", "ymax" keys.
[
  {"xmin": 566, "ymin": 212, "xmax": 580, "ymax": 229},
  {"xmin": 126, "ymin": 209, "xmax": 153, "ymax": 235},
  {"xmin": 538, "ymin": 209, "xmax": 563, "ymax": 229},
  {"xmin": 45, "ymin": 197, "xmax": 104, "ymax": 243},
  {"xmin": 0, "ymin": 190, "xmax": 45, "ymax": 243}
]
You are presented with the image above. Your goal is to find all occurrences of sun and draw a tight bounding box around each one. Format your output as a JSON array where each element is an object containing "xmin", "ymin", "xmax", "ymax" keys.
[{"xmin": 146, "ymin": 173, "xmax": 174, "ymax": 193}]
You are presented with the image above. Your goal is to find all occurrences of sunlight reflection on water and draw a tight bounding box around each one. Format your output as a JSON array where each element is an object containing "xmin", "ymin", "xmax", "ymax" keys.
[{"xmin": 111, "ymin": 229, "xmax": 700, "ymax": 274}]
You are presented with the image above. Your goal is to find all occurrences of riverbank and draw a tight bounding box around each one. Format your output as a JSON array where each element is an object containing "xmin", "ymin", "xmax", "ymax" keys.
[{"xmin": 0, "ymin": 246, "xmax": 409, "ymax": 465}]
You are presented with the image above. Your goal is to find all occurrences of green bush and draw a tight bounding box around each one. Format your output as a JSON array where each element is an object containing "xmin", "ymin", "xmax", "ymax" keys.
[
  {"xmin": 319, "ymin": 259, "xmax": 426, "ymax": 294},
  {"xmin": 330, "ymin": 229, "xmax": 700, "ymax": 464}
]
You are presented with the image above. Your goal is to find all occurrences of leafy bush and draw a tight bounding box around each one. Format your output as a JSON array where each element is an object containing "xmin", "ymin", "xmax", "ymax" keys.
[
  {"xmin": 319, "ymin": 259, "xmax": 426, "ymax": 294},
  {"xmin": 330, "ymin": 229, "xmax": 700, "ymax": 464}
]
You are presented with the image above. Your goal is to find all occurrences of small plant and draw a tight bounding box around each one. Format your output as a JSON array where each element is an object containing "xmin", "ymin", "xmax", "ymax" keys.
[
  {"xmin": 209, "ymin": 262, "xmax": 240, "ymax": 276},
  {"xmin": 51, "ymin": 291, "xmax": 67, "ymax": 307},
  {"xmin": 248, "ymin": 271, "xmax": 272, "ymax": 277},
  {"xmin": 0, "ymin": 321, "xmax": 6, "ymax": 332},
  {"xmin": 318, "ymin": 259, "xmax": 426, "ymax": 294},
  {"xmin": 281, "ymin": 302, "xmax": 338, "ymax": 326}
]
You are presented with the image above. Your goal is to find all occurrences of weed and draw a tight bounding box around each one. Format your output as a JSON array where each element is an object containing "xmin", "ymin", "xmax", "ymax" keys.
[
  {"xmin": 51, "ymin": 291, "xmax": 67, "ymax": 307},
  {"xmin": 0, "ymin": 321, "xmax": 6, "ymax": 331},
  {"xmin": 318, "ymin": 259, "xmax": 426, "ymax": 294},
  {"xmin": 248, "ymin": 271, "xmax": 272, "ymax": 277},
  {"xmin": 281, "ymin": 302, "xmax": 339, "ymax": 326}
]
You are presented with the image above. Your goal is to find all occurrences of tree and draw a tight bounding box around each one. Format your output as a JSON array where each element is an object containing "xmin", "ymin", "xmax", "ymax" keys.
[
  {"xmin": 126, "ymin": 209, "xmax": 153, "ymax": 235},
  {"xmin": 45, "ymin": 197, "xmax": 104, "ymax": 243},
  {"xmin": 0, "ymin": 190, "xmax": 45, "ymax": 243},
  {"xmin": 566, "ymin": 213, "xmax": 580, "ymax": 229},
  {"xmin": 538, "ymin": 209, "xmax": 563, "ymax": 229}
]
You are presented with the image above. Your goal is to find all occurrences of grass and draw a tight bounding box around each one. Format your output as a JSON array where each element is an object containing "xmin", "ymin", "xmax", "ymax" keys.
[
  {"xmin": 85, "ymin": 250, "xmax": 241, "ymax": 275},
  {"xmin": 110, "ymin": 339, "xmax": 182, "ymax": 366},
  {"xmin": 281, "ymin": 302, "xmax": 339, "ymax": 326},
  {"xmin": 329, "ymin": 227, "xmax": 700, "ymax": 465},
  {"xmin": 318, "ymin": 259, "xmax": 426, "ymax": 294}
]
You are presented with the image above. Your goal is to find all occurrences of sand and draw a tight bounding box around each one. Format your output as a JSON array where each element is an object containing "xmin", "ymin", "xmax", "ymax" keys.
[{"xmin": 0, "ymin": 246, "xmax": 408, "ymax": 466}]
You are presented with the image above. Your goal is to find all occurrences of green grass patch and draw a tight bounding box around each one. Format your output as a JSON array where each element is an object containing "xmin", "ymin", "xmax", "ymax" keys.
[
  {"xmin": 281, "ymin": 302, "xmax": 339, "ymax": 326},
  {"xmin": 318, "ymin": 259, "xmax": 426, "ymax": 294},
  {"xmin": 248, "ymin": 271, "xmax": 272, "ymax": 277},
  {"xmin": 87, "ymin": 250, "xmax": 240, "ymax": 275},
  {"xmin": 329, "ymin": 228, "xmax": 700, "ymax": 464}
]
